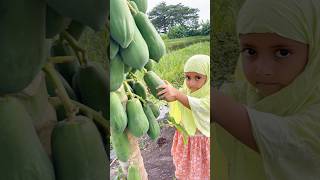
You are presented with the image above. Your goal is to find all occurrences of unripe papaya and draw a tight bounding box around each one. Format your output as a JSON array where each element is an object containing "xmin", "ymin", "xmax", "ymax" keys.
[
  {"xmin": 132, "ymin": 81, "xmax": 147, "ymax": 99},
  {"xmin": 143, "ymin": 104, "xmax": 160, "ymax": 140},
  {"xmin": 51, "ymin": 40, "xmax": 80, "ymax": 85},
  {"xmin": 127, "ymin": 98, "xmax": 149, "ymax": 137},
  {"xmin": 134, "ymin": 12, "xmax": 166, "ymax": 62},
  {"xmin": 144, "ymin": 59, "xmax": 156, "ymax": 71},
  {"xmin": 73, "ymin": 62, "xmax": 108, "ymax": 118},
  {"xmin": 46, "ymin": 5, "xmax": 71, "ymax": 38},
  {"xmin": 111, "ymin": 0, "xmax": 135, "ymax": 48},
  {"xmin": 132, "ymin": 0, "xmax": 148, "ymax": 13},
  {"xmin": 147, "ymin": 101, "xmax": 160, "ymax": 118},
  {"xmin": 0, "ymin": 97, "xmax": 55, "ymax": 180},
  {"xmin": 120, "ymin": 25, "xmax": 149, "ymax": 69},
  {"xmin": 0, "ymin": 0, "xmax": 47, "ymax": 94},
  {"xmin": 110, "ymin": 92, "xmax": 127, "ymax": 133},
  {"xmin": 110, "ymin": 55, "xmax": 125, "ymax": 92},
  {"xmin": 66, "ymin": 20, "xmax": 87, "ymax": 40},
  {"xmin": 110, "ymin": 38, "xmax": 119, "ymax": 60},
  {"xmin": 51, "ymin": 116, "xmax": 108, "ymax": 180},
  {"xmin": 47, "ymin": 0, "xmax": 108, "ymax": 31},
  {"xmin": 143, "ymin": 71, "xmax": 165, "ymax": 99},
  {"xmin": 110, "ymin": 130, "xmax": 131, "ymax": 162}
]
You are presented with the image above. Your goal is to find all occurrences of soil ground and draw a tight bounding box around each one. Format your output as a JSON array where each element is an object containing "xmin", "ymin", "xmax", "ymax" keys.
[{"xmin": 110, "ymin": 123, "xmax": 176, "ymax": 180}]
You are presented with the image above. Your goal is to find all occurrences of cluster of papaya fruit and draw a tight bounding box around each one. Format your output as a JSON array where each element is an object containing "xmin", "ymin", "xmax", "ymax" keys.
[
  {"xmin": 0, "ymin": 0, "xmax": 108, "ymax": 179},
  {"xmin": 110, "ymin": 0, "xmax": 167, "ymax": 178}
]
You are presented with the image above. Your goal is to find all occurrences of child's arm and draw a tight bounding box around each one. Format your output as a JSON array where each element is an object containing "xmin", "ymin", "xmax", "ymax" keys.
[
  {"xmin": 157, "ymin": 81, "xmax": 190, "ymax": 109},
  {"xmin": 213, "ymin": 88, "xmax": 259, "ymax": 152}
]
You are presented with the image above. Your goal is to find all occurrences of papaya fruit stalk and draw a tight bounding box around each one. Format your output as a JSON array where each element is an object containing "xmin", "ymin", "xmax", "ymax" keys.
[
  {"xmin": 123, "ymin": 81, "xmax": 135, "ymax": 99},
  {"xmin": 44, "ymin": 63, "xmax": 78, "ymax": 121},
  {"xmin": 60, "ymin": 31, "xmax": 87, "ymax": 65},
  {"xmin": 48, "ymin": 55, "xmax": 77, "ymax": 64},
  {"xmin": 49, "ymin": 97, "xmax": 110, "ymax": 136},
  {"xmin": 127, "ymin": 1, "xmax": 138, "ymax": 16}
]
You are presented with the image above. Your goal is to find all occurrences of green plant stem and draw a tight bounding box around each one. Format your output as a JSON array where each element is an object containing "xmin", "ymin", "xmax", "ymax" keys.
[
  {"xmin": 49, "ymin": 97, "xmax": 110, "ymax": 135},
  {"xmin": 44, "ymin": 63, "xmax": 78, "ymax": 121},
  {"xmin": 48, "ymin": 56, "xmax": 77, "ymax": 64},
  {"xmin": 127, "ymin": 1, "xmax": 137, "ymax": 16},
  {"xmin": 61, "ymin": 31, "xmax": 87, "ymax": 65},
  {"xmin": 133, "ymin": 94, "xmax": 146, "ymax": 105},
  {"xmin": 123, "ymin": 81, "xmax": 134, "ymax": 99}
]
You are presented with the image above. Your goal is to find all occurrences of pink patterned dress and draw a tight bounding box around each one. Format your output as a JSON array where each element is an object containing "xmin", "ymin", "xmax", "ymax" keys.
[{"xmin": 171, "ymin": 130, "xmax": 210, "ymax": 180}]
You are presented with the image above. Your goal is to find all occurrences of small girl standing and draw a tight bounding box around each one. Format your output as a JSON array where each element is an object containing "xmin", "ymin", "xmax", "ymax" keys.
[
  {"xmin": 158, "ymin": 55, "xmax": 210, "ymax": 180},
  {"xmin": 213, "ymin": 0, "xmax": 320, "ymax": 179}
]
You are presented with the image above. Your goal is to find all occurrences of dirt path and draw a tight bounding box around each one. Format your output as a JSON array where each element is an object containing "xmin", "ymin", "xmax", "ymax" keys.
[{"xmin": 110, "ymin": 124, "xmax": 176, "ymax": 180}]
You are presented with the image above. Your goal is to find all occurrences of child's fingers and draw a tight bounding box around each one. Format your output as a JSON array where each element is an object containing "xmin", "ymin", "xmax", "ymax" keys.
[{"xmin": 157, "ymin": 88, "xmax": 167, "ymax": 96}]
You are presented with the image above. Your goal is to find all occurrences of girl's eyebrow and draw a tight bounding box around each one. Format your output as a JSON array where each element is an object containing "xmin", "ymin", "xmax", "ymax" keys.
[{"xmin": 240, "ymin": 43, "xmax": 255, "ymax": 48}]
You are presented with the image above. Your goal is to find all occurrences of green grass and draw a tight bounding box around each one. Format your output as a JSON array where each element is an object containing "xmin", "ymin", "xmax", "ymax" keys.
[
  {"xmin": 155, "ymin": 41, "xmax": 210, "ymax": 88},
  {"xmin": 164, "ymin": 36, "xmax": 210, "ymax": 52}
]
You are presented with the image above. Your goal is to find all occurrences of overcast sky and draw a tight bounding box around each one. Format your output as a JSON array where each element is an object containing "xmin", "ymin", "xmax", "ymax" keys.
[{"xmin": 147, "ymin": 0, "xmax": 210, "ymax": 22}]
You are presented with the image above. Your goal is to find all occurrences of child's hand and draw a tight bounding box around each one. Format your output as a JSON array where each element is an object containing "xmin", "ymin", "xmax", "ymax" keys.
[{"xmin": 157, "ymin": 80, "xmax": 179, "ymax": 102}]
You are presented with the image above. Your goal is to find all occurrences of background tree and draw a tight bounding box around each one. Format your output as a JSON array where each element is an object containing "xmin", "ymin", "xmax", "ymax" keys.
[{"xmin": 148, "ymin": 2, "xmax": 200, "ymax": 33}]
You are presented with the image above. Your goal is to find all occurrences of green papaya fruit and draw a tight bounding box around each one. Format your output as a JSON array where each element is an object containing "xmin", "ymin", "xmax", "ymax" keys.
[
  {"xmin": 134, "ymin": 12, "xmax": 166, "ymax": 62},
  {"xmin": 124, "ymin": 64, "xmax": 132, "ymax": 74},
  {"xmin": 127, "ymin": 98, "xmax": 149, "ymax": 137},
  {"xmin": 66, "ymin": 20, "xmax": 87, "ymax": 40},
  {"xmin": 111, "ymin": 0, "xmax": 135, "ymax": 48},
  {"xmin": 110, "ymin": 130, "xmax": 130, "ymax": 162},
  {"xmin": 133, "ymin": 81, "xmax": 147, "ymax": 99},
  {"xmin": 0, "ymin": 97, "xmax": 55, "ymax": 179},
  {"xmin": 143, "ymin": 104, "xmax": 160, "ymax": 140},
  {"xmin": 132, "ymin": 0, "xmax": 148, "ymax": 13},
  {"xmin": 110, "ymin": 55, "xmax": 125, "ymax": 92},
  {"xmin": 73, "ymin": 62, "xmax": 108, "ymax": 118},
  {"xmin": 110, "ymin": 38, "xmax": 119, "ymax": 59},
  {"xmin": 51, "ymin": 40, "xmax": 80, "ymax": 85},
  {"xmin": 147, "ymin": 101, "xmax": 160, "ymax": 118},
  {"xmin": 144, "ymin": 59, "xmax": 156, "ymax": 71},
  {"xmin": 46, "ymin": 5, "xmax": 71, "ymax": 38},
  {"xmin": 52, "ymin": 116, "xmax": 108, "ymax": 180},
  {"xmin": 120, "ymin": 25, "xmax": 149, "ymax": 69},
  {"xmin": 110, "ymin": 92, "xmax": 127, "ymax": 133},
  {"xmin": 47, "ymin": 0, "xmax": 108, "ymax": 31},
  {"xmin": 127, "ymin": 165, "xmax": 141, "ymax": 180},
  {"xmin": 45, "ymin": 70, "xmax": 78, "ymax": 101},
  {"xmin": 143, "ymin": 71, "xmax": 165, "ymax": 99},
  {"xmin": 0, "ymin": 0, "xmax": 47, "ymax": 94}
]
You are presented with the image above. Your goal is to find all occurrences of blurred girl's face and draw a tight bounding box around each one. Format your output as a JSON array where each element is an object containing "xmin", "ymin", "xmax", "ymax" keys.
[
  {"xmin": 185, "ymin": 72, "xmax": 207, "ymax": 92},
  {"xmin": 239, "ymin": 33, "xmax": 308, "ymax": 96}
]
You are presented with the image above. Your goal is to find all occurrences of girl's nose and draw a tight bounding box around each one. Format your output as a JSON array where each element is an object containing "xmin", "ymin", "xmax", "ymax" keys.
[{"xmin": 255, "ymin": 57, "xmax": 274, "ymax": 76}]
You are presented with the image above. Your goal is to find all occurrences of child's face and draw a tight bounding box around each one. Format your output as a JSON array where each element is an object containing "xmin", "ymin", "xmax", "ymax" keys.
[
  {"xmin": 185, "ymin": 72, "xmax": 207, "ymax": 92},
  {"xmin": 240, "ymin": 33, "xmax": 308, "ymax": 96}
]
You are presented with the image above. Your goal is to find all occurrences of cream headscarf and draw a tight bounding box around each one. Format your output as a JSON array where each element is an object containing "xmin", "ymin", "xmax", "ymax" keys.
[
  {"xmin": 170, "ymin": 55, "xmax": 210, "ymax": 137},
  {"xmin": 215, "ymin": 0, "xmax": 320, "ymax": 179}
]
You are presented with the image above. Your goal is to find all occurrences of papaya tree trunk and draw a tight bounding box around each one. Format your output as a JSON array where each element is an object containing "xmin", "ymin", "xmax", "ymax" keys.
[{"xmin": 118, "ymin": 85, "xmax": 148, "ymax": 179}]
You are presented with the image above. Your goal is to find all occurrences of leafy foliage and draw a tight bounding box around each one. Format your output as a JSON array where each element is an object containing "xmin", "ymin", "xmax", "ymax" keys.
[{"xmin": 148, "ymin": 2, "xmax": 200, "ymax": 33}]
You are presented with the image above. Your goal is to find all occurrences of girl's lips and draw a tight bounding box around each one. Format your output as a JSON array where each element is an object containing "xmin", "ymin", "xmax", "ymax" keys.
[{"xmin": 256, "ymin": 82, "xmax": 279, "ymax": 85}]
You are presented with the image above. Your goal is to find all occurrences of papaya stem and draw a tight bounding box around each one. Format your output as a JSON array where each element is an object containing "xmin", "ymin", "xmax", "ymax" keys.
[
  {"xmin": 48, "ymin": 56, "xmax": 77, "ymax": 64},
  {"xmin": 123, "ymin": 81, "xmax": 134, "ymax": 99},
  {"xmin": 127, "ymin": 1, "xmax": 138, "ymax": 16},
  {"xmin": 61, "ymin": 31, "xmax": 87, "ymax": 66},
  {"xmin": 133, "ymin": 94, "xmax": 146, "ymax": 104},
  {"xmin": 49, "ymin": 97, "xmax": 110, "ymax": 136},
  {"xmin": 44, "ymin": 63, "xmax": 78, "ymax": 121},
  {"xmin": 142, "ymin": 68, "xmax": 148, "ymax": 74}
]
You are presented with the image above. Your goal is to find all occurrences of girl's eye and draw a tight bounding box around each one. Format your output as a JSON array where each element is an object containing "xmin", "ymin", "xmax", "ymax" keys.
[
  {"xmin": 185, "ymin": 76, "xmax": 191, "ymax": 80},
  {"xmin": 241, "ymin": 48, "xmax": 256, "ymax": 56},
  {"xmin": 195, "ymin": 76, "xmax": 201, "ymax": 80},
  {"xmin": 275, "ymin": 49, "xmax": 291, "ymax": 58}
]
